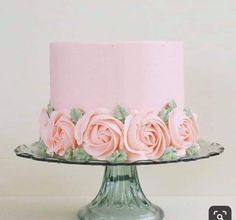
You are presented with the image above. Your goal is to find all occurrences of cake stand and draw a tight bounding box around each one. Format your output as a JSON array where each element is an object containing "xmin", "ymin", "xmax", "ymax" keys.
[{"xmin": 15, "ymin": 140, "xmax": 224, "ymax": 220}]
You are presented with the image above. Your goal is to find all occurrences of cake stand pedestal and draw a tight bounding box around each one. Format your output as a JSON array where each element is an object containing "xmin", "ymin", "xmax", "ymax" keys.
[
  {"xmin": 78, "ymin": 165, "xmax": 163, "ymax": 220},
  {"xmin": 15, "ymin": 140, "xmax": 224, "ymax": 220}
]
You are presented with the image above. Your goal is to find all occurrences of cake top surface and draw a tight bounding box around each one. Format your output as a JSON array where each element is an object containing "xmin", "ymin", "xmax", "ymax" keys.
[{"xmin": 50, "ymin": 41, "xmax": 183, "ymax": 47}]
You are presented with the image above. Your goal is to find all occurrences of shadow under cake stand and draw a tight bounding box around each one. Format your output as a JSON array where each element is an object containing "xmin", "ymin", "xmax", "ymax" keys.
[{"xmin": 15, "ymin": 140, "xmax": 224, "ymax": 220}]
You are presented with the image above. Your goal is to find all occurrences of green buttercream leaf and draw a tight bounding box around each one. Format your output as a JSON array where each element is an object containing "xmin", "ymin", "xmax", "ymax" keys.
[
  {"xmin": 160, "ymin": 147, "xmax": 178, "ymax": 161},
  {"xmin": 72, "ymin": 148, "xmax": 92, "ymax": 161},
  {"xmin": 64, "ymin": 149, "xmax": 74, "ymax": 160},
  {"xmin": 158, "ymin": 100, "xmax": 177, "ymax": 123},
  {"xmin": 158, "ymin": 108, "xmax": 170, "ymax": 123},
  {"xmin": 184, "ymin": 108, "xmax": 193, "ymax": 118},
  {"xmin": 31, "ymin": 140, "xmax": 48, "ymax": 157},
  {"xmin": 107, "ymin": 150, "xmax": 128, "ymax": 162},
  {"xmin": 186, "ymin": 143, "xmax": 200, "ymax": 157},
  {"xmin": 47, "ymin": 101, "xmax": 54, "ymax": 117},
  {"xmin": 70, "ymin": 108, "xmax": 84, "ymax": 124},
  {"xmin": 168, "ymin": 100, "xmax": 177, "ymax": 109},
  {"xmin": 113, "ymin": 105, "xmax": 129, "ymax": 123}
]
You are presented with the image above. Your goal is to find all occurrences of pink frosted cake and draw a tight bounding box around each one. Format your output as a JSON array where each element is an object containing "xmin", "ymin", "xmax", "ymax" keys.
[{"xmin": 39, "ymin": 42, "xmax": 199, "ymax": 162}]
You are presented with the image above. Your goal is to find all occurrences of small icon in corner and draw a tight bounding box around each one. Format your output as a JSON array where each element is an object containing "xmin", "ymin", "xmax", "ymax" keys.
[{"xmin": 209, "ymin": 206, "xmax": 232, "ymax": 220}]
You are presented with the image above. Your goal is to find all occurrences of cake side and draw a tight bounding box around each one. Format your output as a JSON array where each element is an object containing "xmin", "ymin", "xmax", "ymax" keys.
[
  {"xmin": 37, "ymin": 41, "xmax": 199, "ymax": 162},
  {"xmin": 50, "ymin": 41, "xmax": 184, "ymax": 111}
]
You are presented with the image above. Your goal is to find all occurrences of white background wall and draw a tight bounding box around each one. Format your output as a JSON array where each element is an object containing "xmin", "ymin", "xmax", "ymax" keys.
[{"xmin": 0, "ymin": 0, "xmax": 235, "ymax": 197}]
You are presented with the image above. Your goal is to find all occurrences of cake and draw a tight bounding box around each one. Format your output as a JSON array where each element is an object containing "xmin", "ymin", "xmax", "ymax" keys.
[{"xmin": 39, "ymin": 42, "xmax": 199, "ymax": 162}]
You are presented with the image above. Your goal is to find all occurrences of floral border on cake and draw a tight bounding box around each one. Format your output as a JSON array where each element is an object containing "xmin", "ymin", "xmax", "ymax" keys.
[{"xmin": 37, "ymin": 100, "xmax": 200, "ymax": 162}]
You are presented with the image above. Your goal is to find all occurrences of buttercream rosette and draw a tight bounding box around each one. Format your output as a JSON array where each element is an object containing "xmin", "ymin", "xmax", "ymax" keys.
[
  {"xmin": 39, "ymin": 109, "xmax": 77, "ymax": 156},
  {"xmin": 124, "ymin": 111, "xmax": 170, "ymax": 161},
  {"xmin": 168, "ymin": 108, "xmax": 199, "ymax": 156},
  {"xmin": 74, "ymin": 109, "xmax": 124, "ymax": 160}
]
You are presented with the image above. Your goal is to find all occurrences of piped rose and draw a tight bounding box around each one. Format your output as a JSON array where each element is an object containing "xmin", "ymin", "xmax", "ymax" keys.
[
  {"xmin": 75, "ymin": 109, "xmax": 123, "ymax": 160},
  {"xmin": 124, "ymin": 111, "xmax": 170, "ymax": 161},
  {"xmin": 168, "ymin": 108, "xmax": 199, "ymax": 156},
  {"xmin": 39, "ymin": 109, "xmax": 77, "ymax": 156}
]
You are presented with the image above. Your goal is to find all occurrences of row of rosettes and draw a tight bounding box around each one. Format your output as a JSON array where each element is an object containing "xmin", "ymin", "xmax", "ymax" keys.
[{"xmin": 39, "ymin": 101, "xmax": 199, "ymax": 162}]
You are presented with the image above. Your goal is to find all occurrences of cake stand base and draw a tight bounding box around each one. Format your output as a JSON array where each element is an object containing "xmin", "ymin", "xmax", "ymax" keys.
[{"xmin": 78, "ymin": 165, "xmax": 164, "ymax": 220}]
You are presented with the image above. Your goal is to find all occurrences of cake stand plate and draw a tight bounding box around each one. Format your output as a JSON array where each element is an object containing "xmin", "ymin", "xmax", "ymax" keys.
[{"xmin": 15, "ymin": 140, "xmax": 224, "ymax": 220}]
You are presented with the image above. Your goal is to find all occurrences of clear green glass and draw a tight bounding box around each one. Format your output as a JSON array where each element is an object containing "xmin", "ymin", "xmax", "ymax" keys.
[{"xmin": 78, "ymin": 165, "xmax": 164, "ymax": 220}]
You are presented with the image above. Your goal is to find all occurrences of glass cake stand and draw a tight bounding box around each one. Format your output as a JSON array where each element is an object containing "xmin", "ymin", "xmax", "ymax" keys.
[{"xmin": 15, "ymin": 140, "xmax": 224, "ymax": 220}]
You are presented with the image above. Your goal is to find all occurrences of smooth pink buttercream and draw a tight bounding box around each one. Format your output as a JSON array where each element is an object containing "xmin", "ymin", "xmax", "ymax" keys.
[
  {"xmin": 124, "ymin": 111, "xmax": 170, "ymax": 161},
  {"xmin": 74, "ymin": 108, "xmax": 123, "ymax": 160},
  {"xmin": 50, "ymin": 42, "xmax": 184, "ymax": 112}
]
